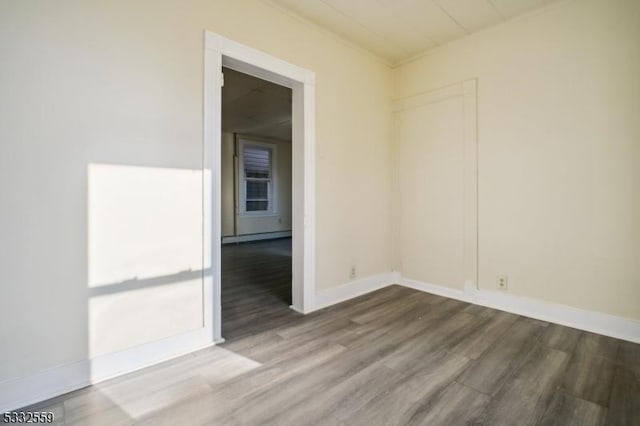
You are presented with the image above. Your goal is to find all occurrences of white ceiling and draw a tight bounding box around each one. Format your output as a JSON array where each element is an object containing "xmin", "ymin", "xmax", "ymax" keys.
[
  {"xmin": 222, "ymin": 68, "xmax": 292, "ymax": 141},
  {"xmin": 271, "ymin": 0, "xmax": 564, "ymax": 64}
]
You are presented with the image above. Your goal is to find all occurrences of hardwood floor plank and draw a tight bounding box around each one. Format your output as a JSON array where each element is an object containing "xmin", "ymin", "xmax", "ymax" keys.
[
  {"xmin": 382, "ymin": 311, "xmax": 480, "ymax": 371},
  {"xmin": 407, "ymin": 381, "xmax": 492, "ymax": 426},
  {"xmin": 390, "ymin": 349, "xmax": 472, "ymax": 403},
  {"xmin": 137, "ymin": 391, "xmax": 231, "ymax": 426},
  {"xmin": 270, "ymin": 363, "xmax": 404, "ymax": 426},
  {"xmin": 560, "ymin": 333, "xmax": 618, "ymax": 406},
  {"xmin": 105, "ymin": 376, "xmax": 214, "ymax": 420},
  {"xmin": 455, "ymin": 316, "xmax": 546, "ymax": 396},
  {"xmin": 349, "ymin": 290, "xmax": 433, "ymax": 325},
  {"xmin": 606, "ymin": 367, "xmax": 640, "ymax": 426},
  {"xmin": 450, "ymin": 310, "xmax": 519, "ymax": 359},
  {"xmin": 218, "ymin": 343, "xmax": 347, "ymax": 401},
  {"xmin": 214, "ymin": 344, "xmax": 394, "ymax": 424},
  {"xmin": 540, "ymin": 323, "xmax": 583, "ymax": 353},
  {"xmin": 346, "ymin": 350, "xmax": 472, "ymax": 425},
  {"xmin": 471, "ymin": 344, "xmax": 569, "ymax": 425},
  {"xmin": 539, "ymin": 388, "xmax": 607, "ymax": 426},
  {"xmin": 617, "ymin": 340, "xmax": 640, "ymax": 377},
  {"xmin": 580, "ymin": 331, "xmax": 620, "ymax": 361},
  {"xmin": 64, "ymin": 391, "xmax": 134, "ymax": 426}
]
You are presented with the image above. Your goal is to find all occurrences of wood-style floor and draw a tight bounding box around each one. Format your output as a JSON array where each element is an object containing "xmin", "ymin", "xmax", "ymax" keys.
[
  {"xmin": 221, "ymin": 238, "xmax": 293, "ymax": 341},
  {"xmin": 18, "ymin": 238, "xmax": 640, "ymax": 425}
]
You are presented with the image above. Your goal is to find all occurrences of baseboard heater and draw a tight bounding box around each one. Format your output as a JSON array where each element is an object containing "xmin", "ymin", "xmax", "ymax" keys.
[{"xmin": 221, "ymin": 230, "xmax": 292, "ymax": 244}]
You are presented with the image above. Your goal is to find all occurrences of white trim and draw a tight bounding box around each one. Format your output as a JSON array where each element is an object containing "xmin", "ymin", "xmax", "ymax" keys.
[
  {"xmin": 222, "ymin": 231, "xmax": 292, "ymax": 244},
  {"xmin": 400, "ymin": 278, "xmax": 473, "ymax": 303},
  {"xmin": 392, "ymin": 82, "xmax": 464, "ymax": 112},
  {"xmin": 392, "ymin": 79, "xmax": 478, "ymax": 289},
  {"xmin": 0, "ymin": 330, "xmax": 213, "ymax": 413},
  {"xmin": 300, "ymin": 82, "xmax": 317, "ymax": 313},
  {"xmin": 204, "ymin": 31, "xmax": 317, "ymax": 322},
  {"xmin": 462, "ymin": 80, "xmax": 479, "ymax": 290},
  {"xmin": 206, "ymin": 32, "xmax": 315, "ymax": 86},
  {"xmin": 399, "ymin": 276, "xmax": 640, "ymax": 344},
  {"xmin": 288, "ymin": 305, "xmax": 307, "ymax": 314},
  {"xmin": 311, "ymin": 273, "xmax": 398, "ymax": 312},
  {"xmin": 203, "ymin": 42, "xmax": 221, "ymax": 343}
]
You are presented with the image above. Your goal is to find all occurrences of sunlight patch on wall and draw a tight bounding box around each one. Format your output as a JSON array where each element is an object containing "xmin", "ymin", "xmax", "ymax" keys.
[
  {"xmin": 88, "ymin": 163, "xmax": 204, "ymax": 356},
  {"xmin": 88, "ymin": 163, "xmax": 203, "ymax": 286}
]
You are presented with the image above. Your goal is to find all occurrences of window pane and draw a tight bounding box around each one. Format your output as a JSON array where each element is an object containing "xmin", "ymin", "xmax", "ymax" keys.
[
  {"xmin": 244, "ymin": 147, "xmax": 270, "ymax": 178},
  {"xmin": 246, "ymin": 200, "xmax": 269, "ymax": 211},
  {"xmin": 246, "ymin": 180, "xmax": 269, "ymax": 200}
]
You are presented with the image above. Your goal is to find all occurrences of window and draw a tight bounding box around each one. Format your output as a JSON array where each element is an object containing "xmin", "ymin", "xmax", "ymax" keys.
[{"xmin": 239, "ymin": 139, "xmax": 277, "ymax": 215}]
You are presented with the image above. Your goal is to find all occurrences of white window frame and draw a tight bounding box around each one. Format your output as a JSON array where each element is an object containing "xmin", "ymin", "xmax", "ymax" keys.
[{"xmin": 238, "ymin": 137, "xmax": 278, "ymax": 217}]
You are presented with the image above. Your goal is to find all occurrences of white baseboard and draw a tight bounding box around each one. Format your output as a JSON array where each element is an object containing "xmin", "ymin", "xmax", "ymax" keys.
[
  {"xmin": 400, "ymin": 276, "xmax": 640, "ymax": 344},
  {"xmin": 221, "ymin": 231, "xmax": 291, "ymax": 244},
  {"xmin": 0, "ymin": 329, "xmax": 214, "ymax": 413},
  {"xmin": 400, "ymin": 277, "xmax": 472, "ymax": 302},
  {"xmin": 289, "ymin": 304, "xmax": 307, "ymax": 314},
  {"xmin": 312, "ymin": 272, "xmax": 397, "ymax": 312}
]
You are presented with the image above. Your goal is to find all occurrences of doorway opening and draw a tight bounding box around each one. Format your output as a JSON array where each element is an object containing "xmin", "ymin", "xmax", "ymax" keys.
[
  {"xmin": 203, "ymin": 32, "xmax": 317, "ymax": 342},
  {"xmin": 221, "ymin": 68, "xmax": 294, "ymax": 339}
]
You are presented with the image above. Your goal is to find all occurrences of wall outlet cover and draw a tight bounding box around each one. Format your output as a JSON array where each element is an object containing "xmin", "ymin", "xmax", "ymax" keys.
[{"xmin": 497, "ymin": 274, "xmax": 508, "ymax": 290}]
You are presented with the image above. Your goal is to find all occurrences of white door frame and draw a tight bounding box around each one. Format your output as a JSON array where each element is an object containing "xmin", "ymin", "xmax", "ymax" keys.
[{"xmin": 203, "ymin": 31, "xmax": 317, "ymax": 342}]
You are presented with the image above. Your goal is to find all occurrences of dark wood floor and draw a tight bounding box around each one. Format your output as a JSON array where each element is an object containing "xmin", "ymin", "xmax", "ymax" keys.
[
  {"xmin": 17, "ymin": 238, "xmax": 640, "ymax": 425},
  {"xmin": 222, "ymin": 238, "xmax": 294, "ymax": 340}
]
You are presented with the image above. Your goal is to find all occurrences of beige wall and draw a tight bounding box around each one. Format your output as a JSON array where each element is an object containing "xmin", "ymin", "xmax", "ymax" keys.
[
  {"xmin": 221, "ymin": 133, "xmax": 292, "ymax": 237},
  {"xmin": 393, "ymin": 0, "xmax": 640, "ymax": 320},
  {"xmin": 0, "ymin": 0, "xmax": 393, "ymax": 382},
  {"xmin": 396, "ymin": 96, "xmax": 466, "ymax": 289}
]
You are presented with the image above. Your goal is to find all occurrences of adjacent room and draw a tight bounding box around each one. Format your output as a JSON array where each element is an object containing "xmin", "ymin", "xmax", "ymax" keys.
[
  {"xmin": 220, "ymin": 67, "xmax": 296, "ymax": 339},
  {"xmin": 0, "ymin": 0, "xmax": 638, "ymax": 424}
]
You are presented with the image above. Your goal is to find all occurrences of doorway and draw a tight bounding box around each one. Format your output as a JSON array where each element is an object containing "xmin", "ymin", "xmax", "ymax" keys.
[
  {"xmin": 203, "ymin": 32, "xmax": 317, "ymax": 342},
  {"xmin": 220, "ymin": 68, "xmax": 294, "ymax": 339}
]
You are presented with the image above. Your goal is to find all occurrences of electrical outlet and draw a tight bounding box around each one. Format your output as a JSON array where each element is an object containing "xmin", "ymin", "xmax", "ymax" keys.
[
  {"xmin": 497, "ymin": 274, "xmax": 508, "ymax": 290},
  {"xmin": 350, "ymin": 265, "xmax": 357, "ymax": 280}
]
